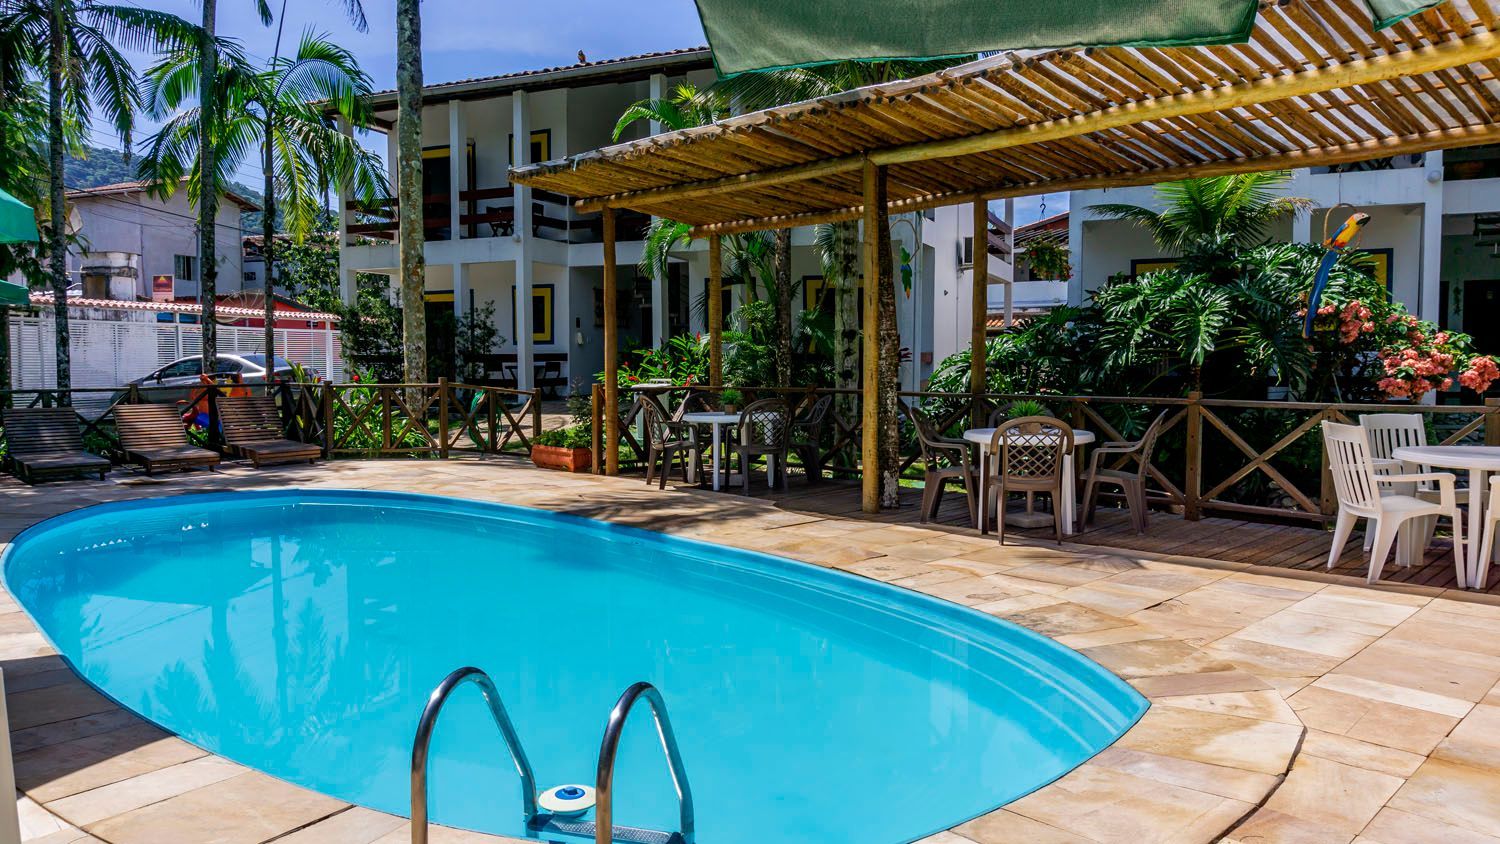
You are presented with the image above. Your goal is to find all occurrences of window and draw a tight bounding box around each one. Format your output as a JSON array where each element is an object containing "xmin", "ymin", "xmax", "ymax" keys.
[
  {"xmin": 158, "ymin": 359, "xmax": 202, "ymax": 379},
  {"xmin": 212, "ymin": 359, "xmax": 242, "ymax": 374},
  {"xmin": 174, "ymin": 255, "xmax": 196, "ymax": 282},
  {"xmin": 243, "ymin": 271, "xmax": 256, "ymax": 282}
]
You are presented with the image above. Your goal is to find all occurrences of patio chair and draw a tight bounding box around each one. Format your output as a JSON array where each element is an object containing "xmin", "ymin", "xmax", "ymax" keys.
[
  {"xmin": 1, "ymin": 407, "xmax": 111, "ymax": 483},
  {"xmin": 217, "ymin": 396, "xmax": 322, "ymax": 468},
  {"xmin": 114, "ymin": 403, "xmax": 220, "ymax": 475},
  {"xmin": 733, "ymin": 398, "xmax": 791, "ymax": 494},
  {"xmin": 1079, "ymin": 409, "xmax": 1169, "ymax": 534},
  {"xmin": 790, "ymin": 393, "xmax": 833, "ymax": 484},
  {"xmin": 986, "ymin": 416, "xmax": 1074, "ymax": 545},
  {"xmin": 1477, "ymin": 476, "xmax": 1500, "ymax": 589},
  {"xmin": 1322, "ymin": 420, "xmax": 1463, "ymax": 584},
  {"xmin": 1359, "ymin": 412, "xmax": 1462, "ymax": 552},
  {"xmin": 905, "ymin": 404, "xmax": 977, "ymax": 526},
  {"xmin": 641, "ymin": 399, "xmax": 702, "ymax": 489}
]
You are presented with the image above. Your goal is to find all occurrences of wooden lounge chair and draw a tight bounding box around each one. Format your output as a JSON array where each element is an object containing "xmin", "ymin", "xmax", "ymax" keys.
[
  {"xmin": 1, "ymin": 407, "xmax": 111, "ymax": 483},
  {"xmin": 217, "ymin": 395, "xmax": 321, "ymax": 467},
  {"xmin": 114, "ymin": 403, "xmax": 220, "ymax": 474}
]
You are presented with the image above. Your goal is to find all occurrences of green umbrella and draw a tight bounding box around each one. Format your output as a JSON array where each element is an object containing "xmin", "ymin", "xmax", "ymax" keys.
[
  {"xmin": 693, "ymin": 0, "xmax": 1446, "ymax": 76},
  {"xmin": 0, "ymin": 186, "xmax": 37, "ymax": 306}
]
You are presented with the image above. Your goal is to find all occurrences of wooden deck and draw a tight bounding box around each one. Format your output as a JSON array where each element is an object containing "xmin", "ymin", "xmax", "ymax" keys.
[{"xmin": 669, "ymin": 472, "xmax": 1479, "ymax": 594}]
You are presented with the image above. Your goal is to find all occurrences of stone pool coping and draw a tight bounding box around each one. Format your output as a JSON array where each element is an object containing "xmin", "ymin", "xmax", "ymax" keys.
[{"xmin": 2, "ymin": 459, "xmax": 1499, "ymax": 843}]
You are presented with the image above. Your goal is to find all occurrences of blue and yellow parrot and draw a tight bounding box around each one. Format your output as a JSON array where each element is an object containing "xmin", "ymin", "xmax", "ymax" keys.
[{"xmin": 1303, "ymin": 212, "xmax": 1370, "ymax": 339}]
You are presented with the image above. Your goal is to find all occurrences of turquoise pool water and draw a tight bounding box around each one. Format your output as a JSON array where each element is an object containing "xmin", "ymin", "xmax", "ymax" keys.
[{"xmin": 4, "ymin": 490, "xmax": 1146, "ymax": 843}]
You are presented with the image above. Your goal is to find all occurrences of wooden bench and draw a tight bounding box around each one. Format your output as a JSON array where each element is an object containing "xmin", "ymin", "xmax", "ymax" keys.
[
  {"xmin": 114, "ymin": 404, "xmax": 221, "ymax": 474},
  {"xmin": 217, "ymin": 396, "xmax": 322, "ymax": 468},
  {"xmin": 1, "ymin": 408, "xmax": 111, "ymax": 484}
]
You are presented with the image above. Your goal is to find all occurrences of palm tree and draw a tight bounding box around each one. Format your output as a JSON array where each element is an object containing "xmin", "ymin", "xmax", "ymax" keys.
[
  {"xmin": 1088, "ymin": 172, "xmax": 1312, "ymax": 281},
  {"xmin": 0, "ymin": 0, "xmax": 193, "ymax": 399},
  {"xmin": 193, "ymin": 0, "xmax": 364, "ymax": 373},
  {"xmin": 138, "ymin": 30, "xmax": 387, "ymax": 369},
  {"xmin": 611, "ymin": 82, "xmax": 726, "ymax": 141},
  {"xmin": 395, "ymin": 0, "xmax": 423, "ymax": 384}
]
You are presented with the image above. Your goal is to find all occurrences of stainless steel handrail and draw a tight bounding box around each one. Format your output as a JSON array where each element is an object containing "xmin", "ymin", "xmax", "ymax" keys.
[
  {"xmin": 594, "ymin": 681, "xmax": 695, "ymax": 844},
  {"xmin": 411, "ymin": 666, "xmax": 538, "ymax": 844}
]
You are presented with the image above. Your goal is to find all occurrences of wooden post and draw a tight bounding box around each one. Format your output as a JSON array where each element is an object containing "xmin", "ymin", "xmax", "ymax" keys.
[
  {"xmin": 591, "ymin": 382, "xmax": 604, "ymax": 474},
  {"xmin": 1184, "ymin": 390, "xmax": 1203, "ymax": 521},
  {"xmin": 531, "ymin": 388, "xmax": 542, "ymax": 443},
  {"xmin": 321, "ymin": 380, "xmax": 334, "ymax": 457},
  {"xmin": 486, "ymin": 389, "xmax": 498, "ymax": 453},
  {"xmin": 970, "ymin": 198, "xmax": 988, "ymax": 428},
  {"xmin": 708, "ymin": 234, "xmax": 723, "ymax": 387},
  {"xmin": 1487, "ymin": 397, "xmax": 1500, "ymax": 446},
  {"xmin": 437, "ymin": 377, "xmax": 450, "ymax": 458},
  {"xmin": 602, "ymin": 208, "xmax": 620, "ymax": 475},
  {"xmin": 860, "ymin": 160, "xmax": 882, "ymax": 514}
]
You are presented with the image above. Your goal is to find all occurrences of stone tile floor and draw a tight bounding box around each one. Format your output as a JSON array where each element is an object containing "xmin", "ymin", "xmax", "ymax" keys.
[{"xmin": 2, "ymin": 458, "xmax": 1500, "ymax": 843}]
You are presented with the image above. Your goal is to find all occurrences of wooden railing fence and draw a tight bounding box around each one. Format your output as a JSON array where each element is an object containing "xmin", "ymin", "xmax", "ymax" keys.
[{"xmin": 0, "ymin": 379, "xmax": 541, "ymax": 464}]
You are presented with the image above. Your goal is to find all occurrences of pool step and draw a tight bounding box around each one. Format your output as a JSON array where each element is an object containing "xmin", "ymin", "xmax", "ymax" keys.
[{"xmin": 535, "ymin": 815, "xmax": 686, "ymax": 844}]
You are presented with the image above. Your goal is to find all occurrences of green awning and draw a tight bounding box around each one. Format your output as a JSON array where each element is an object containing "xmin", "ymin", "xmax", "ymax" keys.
[
  {"xmin": 0, "ymin": 280, "xmax": 27, "ymax": 306},
  {"xmin": 0, "ymin": 186, "xmax": 37, "ymax": 244},
  {"xmin": 693, "ymin": 0, "xmax": 1449, "ymax": 76}
]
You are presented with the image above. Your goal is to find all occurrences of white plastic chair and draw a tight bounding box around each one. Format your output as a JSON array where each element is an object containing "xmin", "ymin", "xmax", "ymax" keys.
[
  {"xmin": 1323, "ymin": 420, "xmax": 1464, "ymax": 584},
  {"xmin": 1477, "ymin": 476, "xmax": 1500, "ymax": 589},
  {"xmin": 1360, "ymin": 413, "xmax": 1434, "ymax": 550}
]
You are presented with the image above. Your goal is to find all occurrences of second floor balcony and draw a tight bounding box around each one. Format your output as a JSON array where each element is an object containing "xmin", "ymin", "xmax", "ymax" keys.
[{"xmin": 343, "ymin": 187, "xmax": 650, "ymax": 247}]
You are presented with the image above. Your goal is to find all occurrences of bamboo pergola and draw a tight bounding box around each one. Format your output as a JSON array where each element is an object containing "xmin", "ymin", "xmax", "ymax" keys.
[{"xmin": 511, "ymin": 0, "xmax": 1500, "ymax": 512}]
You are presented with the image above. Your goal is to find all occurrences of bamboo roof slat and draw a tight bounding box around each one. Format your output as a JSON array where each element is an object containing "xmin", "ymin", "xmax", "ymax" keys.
[{"xmin": 513, "ymin": 0, "xmax": 1500, "ymax": 231}]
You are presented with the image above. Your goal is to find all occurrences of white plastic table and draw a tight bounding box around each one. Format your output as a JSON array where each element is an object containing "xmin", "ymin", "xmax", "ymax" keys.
[
  {"xmin": 682, "ymin": 411, "xmax": 776, "ymax": 491},
  {"xmin": 1393, "ymin": 445, "xmax": 1500, "ymax": 589},
  {"xmin": 964, "ymin": 428, "xmax": 1094, "ymax": 536}
]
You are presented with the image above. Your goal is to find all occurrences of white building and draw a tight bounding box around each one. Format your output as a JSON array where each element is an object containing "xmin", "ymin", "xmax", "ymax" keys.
[
  {"xmin": 1067, "ymin": 151, "xmax": 1500, "ymax": 357},
  {"xmin": 338, "ymin": 48, "xmax": 1015, "ymax": 393},
  {"xmin": 63, "ymin": 180, "xmax": 258, "ymax": 302}
]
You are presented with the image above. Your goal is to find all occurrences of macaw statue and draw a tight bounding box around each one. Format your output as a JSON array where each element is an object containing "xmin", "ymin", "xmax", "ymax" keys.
[
  {"xmin": 899, "ymin": 245, "xmax": 913, "ymax": 298},
  {"xmin": 1303, "ymin": 212, "xmax": 1370, "ymax": 339}
]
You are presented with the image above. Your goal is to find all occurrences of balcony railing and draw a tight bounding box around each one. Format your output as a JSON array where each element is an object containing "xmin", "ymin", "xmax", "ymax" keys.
[{"xmin": 344, "ymin": 187, "xmax": 648, "ymax": 246}]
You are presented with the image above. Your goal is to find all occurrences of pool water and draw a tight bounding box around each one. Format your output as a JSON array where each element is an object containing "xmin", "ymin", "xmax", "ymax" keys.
[{"xmin": 4, "ymin": 490, "xmax": 1146, "ymax": 843}]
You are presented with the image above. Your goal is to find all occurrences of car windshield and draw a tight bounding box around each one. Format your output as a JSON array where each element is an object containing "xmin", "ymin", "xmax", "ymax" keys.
[{"xmin": 239, "ymin": 355, "xmax": 294, "ymax": 370}]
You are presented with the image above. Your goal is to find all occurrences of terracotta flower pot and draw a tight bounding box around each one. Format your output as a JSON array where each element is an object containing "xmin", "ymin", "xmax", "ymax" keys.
[{"xmin": 531, "ymin": 444, "xmax": 592, "ymax": 473}]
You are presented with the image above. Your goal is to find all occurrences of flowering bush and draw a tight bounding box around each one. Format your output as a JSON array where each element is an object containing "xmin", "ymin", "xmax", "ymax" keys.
[{"xmin": 1306, "ymin": 303, "xmax": 1498, "ymax": 400}]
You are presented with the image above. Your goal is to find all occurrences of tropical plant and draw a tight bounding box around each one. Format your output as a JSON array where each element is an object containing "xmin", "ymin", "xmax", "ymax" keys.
[
  {"xmin": 1089, "ymin": 171, "xmax": 1312, "ymax": 281},
  {"xmin": 611, "ymin": 82, "xmax": 726, "ymax": 141},
  {"xmin": 454, "ymin": 301, "xmax": 501, "ymax": 383},
  {"xmin": 138, "ymin": 28, "xmax": 387, "ymax": 367},
  {"xmin": 0, "ymin": 0, "xmax": 194, "ymax": 397},
  {"xmin": 614, "ymin": 333, "xmax": 710, "ymax": 388},
  {"xmin": 1025, "ymin": 238, "xmax": 1070, "ymax": 280}
]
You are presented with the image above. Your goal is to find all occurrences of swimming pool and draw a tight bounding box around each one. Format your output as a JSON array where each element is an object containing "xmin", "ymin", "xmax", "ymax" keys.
[{"xmin": 4, "ymin": 489, "xmax": 1146, "ymax": 843}]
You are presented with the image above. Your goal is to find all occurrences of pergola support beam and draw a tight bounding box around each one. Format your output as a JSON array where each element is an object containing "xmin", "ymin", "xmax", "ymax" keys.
[
  {"xmin": 602, "ymin": 207, "xmax": 619, "ymax": 476},
  {"xmin": 970, "ymin": 199, "xmax": 988, "ymax": 428},
  {"xmin": 708, "ymin": 235, "xmax": 723, "ymax": 387}
]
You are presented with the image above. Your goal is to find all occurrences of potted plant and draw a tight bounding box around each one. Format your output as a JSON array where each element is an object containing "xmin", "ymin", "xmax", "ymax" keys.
[
  {"xmin": 720, "ymin": 388, "xmax": 744, "ymax": 415},
  {"xmin": 530, "ymin": 395, "xmax": 594, "ymax": 472}
]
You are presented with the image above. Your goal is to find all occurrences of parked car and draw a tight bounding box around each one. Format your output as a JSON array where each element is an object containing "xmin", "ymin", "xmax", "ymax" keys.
[{"xmin": 126, "ymin": 354, "xmax": 305, "ymax": 404}]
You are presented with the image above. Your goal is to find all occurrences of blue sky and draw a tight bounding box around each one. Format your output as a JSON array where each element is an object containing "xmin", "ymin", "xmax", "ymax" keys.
[{"xmin": 108, "ymin": 0, "xmax": 1066, "ymax": 223}]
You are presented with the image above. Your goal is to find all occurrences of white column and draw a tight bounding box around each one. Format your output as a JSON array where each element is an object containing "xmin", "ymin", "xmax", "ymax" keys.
[
  {"xmin": 1420, "ymin": 150, "xmax": 1445, "ymax": 324},
  {"xmin": 1002, "ymin": 198, "xmax": 1015, "ymax": 328},
  {"xmin": 452, "ymin": 262, "xmax": 466, "ymax": 323},
  {"xmin": 336, "ymin": 118, "xmax": 355, "ymax": 306},
  {"xmin": 1067, "ymin": 208, "xmax": 1086, "ymax": 306},
  {"xmin": 513, "ymin": 91, "xmax": 534, "ymax": 390},
  {"xmin": 648, "ymin": 72, "xmax": 669, "ymax": 348},
  {"xmin": 449, "ymin": 101, "xmax": 467, "ymax": 241}
]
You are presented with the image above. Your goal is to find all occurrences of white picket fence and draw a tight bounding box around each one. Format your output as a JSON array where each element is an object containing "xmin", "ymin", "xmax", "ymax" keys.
[{"xmin": 6, "ymin": 313, "xmax": 343, "ymax": 416}]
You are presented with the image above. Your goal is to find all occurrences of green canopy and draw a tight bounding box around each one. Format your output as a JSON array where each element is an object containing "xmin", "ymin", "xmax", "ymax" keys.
[
  {"xmin": 693, "ymin": 0, "xmax": 1448, "ymax": 76},
  {"xmin": 0, "ymin": 186, "xmax": 37, "ymax": 245}
]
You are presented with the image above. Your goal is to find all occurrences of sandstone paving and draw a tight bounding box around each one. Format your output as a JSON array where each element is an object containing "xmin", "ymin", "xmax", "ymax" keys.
[{"xmin": 2, "ymin": 461, "xmax": 1500, "ymax": 842}]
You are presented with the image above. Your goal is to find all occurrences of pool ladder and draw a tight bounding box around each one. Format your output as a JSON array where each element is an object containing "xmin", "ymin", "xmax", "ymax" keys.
[{"xmin": 410, "ymin": 666, "xmax": 695, "ymax": 844}]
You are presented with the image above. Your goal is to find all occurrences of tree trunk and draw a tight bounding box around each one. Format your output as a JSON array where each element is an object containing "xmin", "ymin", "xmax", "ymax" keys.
[
  {"xmin": 874, "ymin": 199, "xmax": 900, "ymax": 508},
  {"xmin": 198, "ymin": 0, "xmax": 219, "ymax": 371},
  {"xmin": 396, "ymin": 0, "xmax": 426, "ymax": 385},
  {"xmin": 47, "ymin": 0, "xmax": 69, "ymax": 401},
  {"xmin": 262, "ymin": 113, "xmax": 276, "ymax": 385},
  {"xmin": 831, "ymin": 219, "xmax": 859, "ymax": 418},
  {"xmin": 773, "ymin": 227, "xmax": 792, "ymax": 388}
]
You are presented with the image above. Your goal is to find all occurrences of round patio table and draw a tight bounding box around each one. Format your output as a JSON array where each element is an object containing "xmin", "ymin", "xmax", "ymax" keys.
[
  {"xmin": 682, "ymin": 411, "xmax": 777, "ymax": 492},
  {"xmin": 1392, "ymin": 445, "xmax": 1500, "ymax": 589},
  {"xmin": 964, "ymin": 428, "xmax": 1094, "ymax": 536}
]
